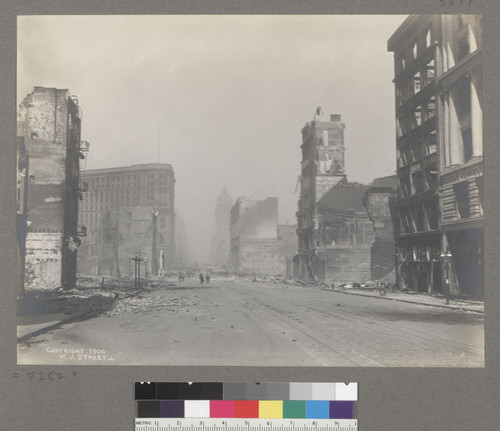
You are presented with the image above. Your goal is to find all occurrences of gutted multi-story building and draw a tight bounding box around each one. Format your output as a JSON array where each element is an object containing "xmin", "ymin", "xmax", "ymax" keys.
[
  {"xmin": 16, "ymin": 87, "xmax": 87, "ymax": 291},
  {"xmin": 77, "ymin": 163, "xmax": 176, "ymax": 276},
  {"xmin": 388, "ymin": 15, "xmax": 483, "ymax": 298},
  {"xmin": 210, "ymin": 187, "xmax": 233, "ymax": 266},
  {"xmin": 230, "ymin": 197, "xmax": 282, "ymax": 274}
]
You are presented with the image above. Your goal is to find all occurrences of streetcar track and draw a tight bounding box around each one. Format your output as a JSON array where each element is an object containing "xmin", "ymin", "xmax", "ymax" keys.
[
  {"xmin": 219, "ymin": 283, "xmax": 385, "ymax": 366},
  {"xmin": 301, "ymin": 298, "xmax": 484, "ymax": 355},
  {"xmin": 225, "ymin": 281, "xmax": 483, "ymax": 364},
  {"xmin": 258, "ymin": 287, "xmax": 484, "ymax": 356}
]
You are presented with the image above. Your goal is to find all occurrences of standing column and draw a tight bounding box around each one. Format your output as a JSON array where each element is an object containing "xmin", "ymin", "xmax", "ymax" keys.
[
  {"xmin": 470, "ymin": 70, "xmax": 483, "ymax": 158},
  {"xmin": 442, "ymin": 92, "xmax": 451, "ymax": 167},
  {"xmin": 448, "ymin": 88, "xmax": 464, "ymax": 166}
]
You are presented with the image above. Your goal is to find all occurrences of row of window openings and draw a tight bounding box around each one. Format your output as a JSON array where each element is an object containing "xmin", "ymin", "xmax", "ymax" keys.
[
  {"xmin": 396, "ymin": 29, "xmax": 433, "ymax": 75},
  {"xmin": 396, "ymin": 20, "xmax": 477, "ymax": 76},
  {"xmin": 397, "ymin": 133, "xmax": 438, "ymax": 167},
  {"xmin": 396, "ymin": 60, "xmax": 435, "ymax": 106},
  {"xmin": 396, "ymin": 98, "xmax": 436, "ymax": 138},
  {"xmin": 400, "ymin": 169, "xmax": 439, "ymax": 198},
  {"xmin": 84, "ymin": 193, "xmax": 169, "ymax": 203},
  {"xmin": 399, "ymin": 203, "xmax": 439, "ymax": 233},
  {"xmin": 398, "ymin": 243, "xmax": 441, "ymax": 263},
  {"xmin": 79, "ymin": 217, "xmax": 169, "ymax": 230},
  {"xmin": 397, "ymin": 71, "xmax": 472, "ymax": 142},
  {"xmin": 86, "ymin": 174, "xmax": 171, "ymax": 186}
]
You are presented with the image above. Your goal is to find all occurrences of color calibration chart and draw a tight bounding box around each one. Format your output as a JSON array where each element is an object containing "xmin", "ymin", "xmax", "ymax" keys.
[{"xmin": 135, "ymin": 382, "xmax": 358, "ymax": 431}]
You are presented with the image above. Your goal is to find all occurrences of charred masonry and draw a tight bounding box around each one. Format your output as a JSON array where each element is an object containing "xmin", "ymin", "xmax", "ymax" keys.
[
  {"xmin": 388, "ymin": 15, "xmax": 483, "ymax": 298},
  {"xmin": 229, "ymin": 196, "xmax": 298, "ymax": 275},
  {"xmin": 17, "ymin": 87, "xmax": 87, "ymax": 294},
  {"xmin": 294, "ymin": 110, "xmax": 397, "ymax": 284}
]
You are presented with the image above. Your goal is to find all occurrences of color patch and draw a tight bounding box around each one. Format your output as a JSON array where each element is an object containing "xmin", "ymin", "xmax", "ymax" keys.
[
  {"xmin": 311, "ymin": 383, "xmax": 335, "ymax": 400},
  {"xmin": 335, "ymin": 383, "xmax": 358, "ymax": 401},
  {"xmin": 224, "ymin": 383, "xmax": 246, "ymax": 400},
  {"xmin": 259, "ymin": 401, "xmax": 283, "ymax": 418},
  {"xmin": 266, "ymin": 383, "xmax": 290, "ymax": 400},
  {"xmin": 306, "ymin": 401, "xmax": 329, "ymax": 419},
  {"xmin": 137, "ymin": 401, "xmax": 161, "ymax": 418},
  {"xmin": 210, "ymin": 400, "xmax": 235, "ymax": 418},
  {"xmin": 289, "ymin": 383, "xmax": 313, "ymax": 400},
  {"xmin": 185, "ymin": 400, "xmax": 210, "ymax": 418},
  {"xmin": 135, "ymin": 382, "xmax": 157, "ymax": 400},
  {"xmin": 283, "ymin": 401, "xmax": 306, "ymax": 418},
  {"xmin": 235, "ymin": 401, "xmax": 259, "ymax": 418},
  {"xmin": 157, "ymin": 383, "xmax": 223, "ymax": 400},
  {"xmin": 245, "ymin": 383, "xmax": 269, "ymax": 400},
  {"xmin": 161, "ymin": 400, "xmax": 185, "ymax": 418},
  {"xmin": 330, "ymin": 401, "xmax": 354, "ymax": 419}
]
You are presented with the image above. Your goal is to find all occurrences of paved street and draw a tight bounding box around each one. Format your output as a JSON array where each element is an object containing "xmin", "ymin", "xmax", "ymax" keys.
[{"xmin": 18, "ymin": 278, "xmax": 484, "ymax": 367}]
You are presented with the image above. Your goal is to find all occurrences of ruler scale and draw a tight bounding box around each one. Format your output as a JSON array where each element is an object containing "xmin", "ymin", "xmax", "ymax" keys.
[{"xmin": 135, "ymin": 419, "xmax": 358, "ymax": 431}]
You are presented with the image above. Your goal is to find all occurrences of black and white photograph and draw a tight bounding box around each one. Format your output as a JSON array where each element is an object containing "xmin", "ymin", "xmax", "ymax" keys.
[{"xmin": 16, "ymin": 14, "xmax": 484, "ymax": 367}]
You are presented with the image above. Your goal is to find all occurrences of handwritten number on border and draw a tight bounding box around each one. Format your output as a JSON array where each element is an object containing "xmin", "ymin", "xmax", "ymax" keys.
[{"xmin": 439, "ymin": 0, "xmax": 473, "ymax": 6}]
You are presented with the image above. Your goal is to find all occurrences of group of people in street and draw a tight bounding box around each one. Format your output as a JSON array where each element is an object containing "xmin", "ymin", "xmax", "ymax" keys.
[
  {"xmin": 199, "ymin": 273, "xmax": 211, "ymax": 284},
  {"xmin": 177, "ymin": 271, "xmax": 211, "ymax": 285}
]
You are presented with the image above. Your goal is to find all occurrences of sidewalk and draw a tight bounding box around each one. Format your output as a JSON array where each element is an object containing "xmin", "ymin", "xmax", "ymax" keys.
[
  {"xmin": 17, "ymin": 312, "xmax": 84, "ymax": 343},
  {"xmin": 326, "ymin": 286, "xmax": 484, "ymax": 314}
]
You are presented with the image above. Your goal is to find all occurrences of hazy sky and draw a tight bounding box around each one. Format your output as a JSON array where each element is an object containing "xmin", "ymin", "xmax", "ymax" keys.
[{"xmin": 18, "ymin": 15, "xmax": 407, "ymax": 263}]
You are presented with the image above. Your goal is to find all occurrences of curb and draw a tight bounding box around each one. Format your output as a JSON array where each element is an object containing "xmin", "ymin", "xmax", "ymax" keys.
[{"xmin": 324, "ymin": 288, "xmax": 484, "ymax": 314}]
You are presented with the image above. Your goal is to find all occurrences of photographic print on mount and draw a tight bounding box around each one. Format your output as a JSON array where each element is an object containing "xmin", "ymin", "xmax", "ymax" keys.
[{"xmin": 16, "ymin": 14, "xmax": 484, "ymax": 367}]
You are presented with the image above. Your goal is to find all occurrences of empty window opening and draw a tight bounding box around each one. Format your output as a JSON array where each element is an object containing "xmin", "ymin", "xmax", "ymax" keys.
[{"xmin": 453, "ymin": 181, "xmax": 471, "ymax": 219}]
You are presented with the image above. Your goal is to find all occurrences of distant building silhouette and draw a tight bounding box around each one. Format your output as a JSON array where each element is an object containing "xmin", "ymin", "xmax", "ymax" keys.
[{"xmin": 210, "ymin": 187, "xmax": 233, "ymax": 266}]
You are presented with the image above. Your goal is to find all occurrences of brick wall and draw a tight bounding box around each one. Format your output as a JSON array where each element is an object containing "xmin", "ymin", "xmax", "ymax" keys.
[{"xmin": 323, "ymin": 247, "xmax": 371, "ymax": 283}]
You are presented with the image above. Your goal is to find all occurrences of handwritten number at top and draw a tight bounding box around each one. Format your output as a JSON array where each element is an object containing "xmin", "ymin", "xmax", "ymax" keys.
[{"xmin": 439, "ymin": 0, "xmax": 474, "ymax": 6}]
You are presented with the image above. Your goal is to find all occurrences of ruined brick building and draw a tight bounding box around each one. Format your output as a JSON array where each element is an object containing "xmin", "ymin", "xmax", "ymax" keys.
[
  {"xmin": 210, "ymin": 187, "xmax": 233, "ymax": 266},
  {"xmin": 230, "ymin": 197, "xmax": 286, "ymax": 275},
  {"xmin": 77, "ymin": 163, "xmax": 176, "ymax": 276},
  {"xmin": 294, "ymin": 110, "xmax": 397, "ymax": 284},
  {"xmin": 278, "ymin": 222, "xmax": 299, "ymax": 277},
  {"xmin": 17, "ymin": 87, "xmax": 87, "ymax": 292},
  {"xmin": 388, "ymin": 15, "xmax": 483, "ymax": 298}
]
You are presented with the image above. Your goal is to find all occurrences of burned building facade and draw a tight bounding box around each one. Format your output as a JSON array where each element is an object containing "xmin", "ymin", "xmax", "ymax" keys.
[
  {"xmin": 16, "ymin": 87, "xmax": 86, "ymax": 291},
  {"xmin": 295, "ymin": 110, "xmax": 397, "ymax": 284},
  {"xmin": 388, "ymin": 15, "xmax": 483, "ymax": 298},
  {"xmin": 363, "ymin": 176, "xmax": 398, "ymax": 281},
  {"xmin": 230, "ymin": 197, "xmax": 283, "ymax": 275},
  {"xmin": 210, "ymin": 187, "xmax": 233, "ymax": 266},
  {"xmin": 77, "ymin": 163, "xmax": 176, "ymax": 276}
]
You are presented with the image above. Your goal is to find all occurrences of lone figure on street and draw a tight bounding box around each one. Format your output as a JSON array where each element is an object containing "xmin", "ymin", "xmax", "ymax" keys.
[
  {"xmin": 199, "ymin": 273, "xmax": 205, "ymax": 284},
  {"xmin": 206, "ymin": 273, "xmax": 211, "ymax": 284}
]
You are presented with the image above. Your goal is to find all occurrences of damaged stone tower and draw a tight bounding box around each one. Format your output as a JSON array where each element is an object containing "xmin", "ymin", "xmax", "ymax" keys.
[{"xmin": 296, "ymin": 109, "xmax": 351, "ymax": 282}]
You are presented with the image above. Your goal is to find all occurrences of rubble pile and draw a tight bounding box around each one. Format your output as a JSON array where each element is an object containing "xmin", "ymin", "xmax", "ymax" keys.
[
  {"xmin": 18, "ymin": 290, "xmax": 116, "ymax": 318},
  {"xmin": 103, "ymin": 295, "xmax": 199, "ymax": 317}
]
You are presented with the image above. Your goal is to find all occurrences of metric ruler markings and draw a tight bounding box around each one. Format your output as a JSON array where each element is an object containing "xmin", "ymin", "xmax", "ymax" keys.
[{"xmin": 135, "ymin": 419, "xmax": 358, "ymax": 431}]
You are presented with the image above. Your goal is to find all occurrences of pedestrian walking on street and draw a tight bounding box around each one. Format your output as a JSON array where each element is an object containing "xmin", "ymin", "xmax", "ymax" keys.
[
  {"xmin": 199, "ymin": 273, "xmax": 205, "ymax": 284},
  {"xmin": 206, "ymin": 273, "xmax": 211, "ymax": 284}
]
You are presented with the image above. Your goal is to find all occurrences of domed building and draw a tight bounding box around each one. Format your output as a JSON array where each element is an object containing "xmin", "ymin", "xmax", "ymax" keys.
[{"xmin": 210, "ymin": 187, "xmax": 233, "ymax": 266}]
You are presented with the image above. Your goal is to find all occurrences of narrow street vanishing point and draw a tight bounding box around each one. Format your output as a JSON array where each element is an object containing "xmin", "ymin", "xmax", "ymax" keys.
[{"xmin": 18, "ymin": 278, "xmax": 484, "ymax": 367}]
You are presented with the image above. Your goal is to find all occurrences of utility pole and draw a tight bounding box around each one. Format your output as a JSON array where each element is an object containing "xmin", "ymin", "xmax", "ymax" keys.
[
  {"xmin": 132, "ymin": 251, "xmax": 144, "ymax": 288},
  {"xmin": 152, "ymin": 210, "xmax": 159, "ymax": 276},
  {"xmin": 113, "ymin": 216, "xmax": 121, "ymax": 278}
]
